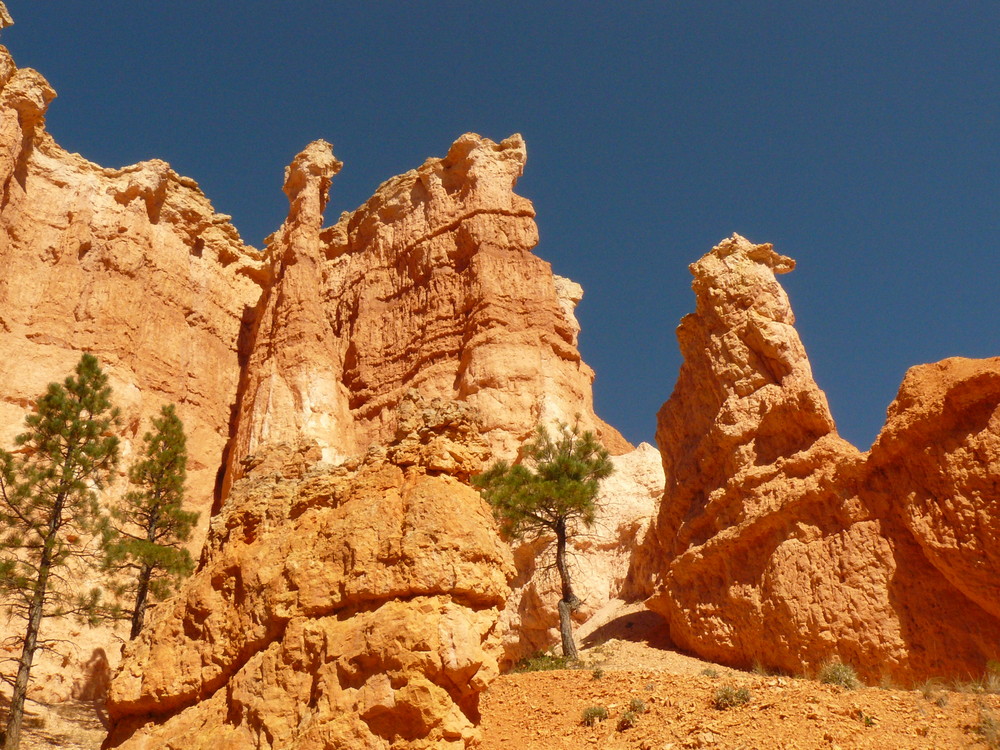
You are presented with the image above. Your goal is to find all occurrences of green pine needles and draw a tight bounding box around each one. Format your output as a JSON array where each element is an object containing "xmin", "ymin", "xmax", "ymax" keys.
[
  {"xmin": 474, "ymin": 422, "xmax": 613, "ymax": 661},
  {"xmin": 103, "ymin": 403, "xmax": 197, "ymax": 640},
  {"xmin": 0, "ymin": 355, "xmax": 197, "ymax": 749},
  {"xmin": 0, "ymin": 354, "xmax": 121, "ymax": 750}
]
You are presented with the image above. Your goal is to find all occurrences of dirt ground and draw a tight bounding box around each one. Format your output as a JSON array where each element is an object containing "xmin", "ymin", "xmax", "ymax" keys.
[
  {"xmin": 480, "ymin": 602, "xmax": 1000, "ymax": 749},
  {"xmin": 5, "ymin": 601, "xmax": 1000, "ymax": 748},
  {"xmin": 0, "ymin": 696, "xmax": 106, "ymax": 750}
]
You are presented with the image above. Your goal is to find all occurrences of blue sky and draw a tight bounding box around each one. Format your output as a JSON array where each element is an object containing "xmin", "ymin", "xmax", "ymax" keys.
[{"xmin": 4, "ymin": 2, "xmax": 997, "ymax": 449}]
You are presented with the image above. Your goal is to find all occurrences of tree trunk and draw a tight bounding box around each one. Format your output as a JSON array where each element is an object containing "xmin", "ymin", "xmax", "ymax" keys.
[
  {"xmin": 554, "ymin": 518, "xmax": 580, "ymax": 661},
  {"xmin": 4, "ymin": 499, "xmax": 61, "ymax": 750},
  {"xmin": 130, "ymin": 564, "xmax": 153, "ymax": 640}
]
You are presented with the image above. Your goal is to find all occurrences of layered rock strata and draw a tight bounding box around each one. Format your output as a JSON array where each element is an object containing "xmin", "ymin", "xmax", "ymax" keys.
[
  {"xmin": 0, "ymin": 45, "xmax": 263, "ymax": 699},
  {"xmin": 645, "ymin": 234, "xmax": 1000, "ymax": 683},
  {"xmin": 106, "ymin": 399, "xmax": 514, "ymax": 749},
  {"xmin": 224, "ymin": 132, "xmax": 629, "ymax": 495},
  {"xmin": 0, "ymin": 33, "xmax": 633, "ymax": 705}
]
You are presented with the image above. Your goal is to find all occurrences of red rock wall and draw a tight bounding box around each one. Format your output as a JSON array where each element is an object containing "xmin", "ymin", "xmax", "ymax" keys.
[
  {"xmin": 645, "ymin": 234, "xmax": 1000, "ymax": 684},
  {"xmin": 106, "ymin": 409, "xmax": 515, "ymax": 750},
  {"xmin": 0, "ymin": 46, "xmax": 264, "ymax": 700},
  {"xmin": 224, "ymin": 133, "xmax": 629, "ymax": 496}
]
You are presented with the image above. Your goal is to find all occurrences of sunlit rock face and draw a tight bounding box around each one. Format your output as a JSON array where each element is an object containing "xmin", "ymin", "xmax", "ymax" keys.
[
  {"xmin": 0, "ymin": 45, "xmax": 264, "ymax": 701},
  {"xmin": 105, "ymin": 399, "xmax": 515, "ymax": 750},
  {"xmin": 0, "ymin": 31, "xmax": 634, "ymax": 707},
  {"xmin": 644, "ymin": 234, "xmax": 1000, "ymax": 684},
  {"xmin": 223, "ymin": 132, "xmax": 630, "ymax": 497}
]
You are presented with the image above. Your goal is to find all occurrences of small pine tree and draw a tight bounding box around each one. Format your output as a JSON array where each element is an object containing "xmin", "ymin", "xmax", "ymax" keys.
[
  {"xmin": 0, "ymin": 354, "xmax": 120, "ymax": 750},
  {"xmin": 103, "ymin": 404, "xmax": 197, "ymax": 640},
  {"xmin": 474, "ymin": 422, "xmax": 613, "ymax": 660}
]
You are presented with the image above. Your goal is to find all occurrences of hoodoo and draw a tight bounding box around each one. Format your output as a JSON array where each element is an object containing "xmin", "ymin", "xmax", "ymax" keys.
[{"xmin": 643, "ymin": 234, "xmax": 1000, "ymax": 683}]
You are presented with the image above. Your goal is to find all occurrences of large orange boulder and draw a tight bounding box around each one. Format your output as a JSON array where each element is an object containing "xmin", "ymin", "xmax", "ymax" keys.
[
  {"xmin": 106, "ymin": 400, "xmax": 514, "ymax": 749},
  {"xmin": 645, "ymin": 234, "xmax": 1000, "ymax": 684}
]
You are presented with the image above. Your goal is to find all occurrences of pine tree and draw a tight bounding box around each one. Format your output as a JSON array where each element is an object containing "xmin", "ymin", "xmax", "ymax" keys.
[
  {"xmin": 474, "ymin": 423, "xmax": 613, "ymax": 661},
  {"xmin": 0, "ymin": 354, "xmax": 120, "ymax": 750},
  {"xmin": 103, "ymin": 403, "xmax": 197, "ymax": 640}
]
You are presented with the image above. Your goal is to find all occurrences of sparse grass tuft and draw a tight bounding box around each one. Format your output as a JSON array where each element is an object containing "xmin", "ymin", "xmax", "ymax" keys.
[
  {"xmin": 855, "ymin": 708, "xmax": 877, "ymax": 727},
  {"xmin": 818, "ymin": 661, "xmax": 861, "ymax": 690},
  {"xmin": 581, "ymin": 706, "xmax": 609, "ymax": 727},
  {"xmin": 751, "ymin": 660, "xmax": 771, "ymax": 676},
  {"xmin": 975, "ymin": 708, "xmax": 1000, "ymax": 749},
  {"xmin": 591, "ymin": 668, "xmax": 604, "ymax": 680},
  {"xmin": 513, "ymin": 652, "xmax": 575, "ymax": 672},
  {"xmin": 628, "ymin": 697, "xmax": 649, "ymax": 714},
  {"xmin": 712, "ymin": 684, "xmax": 752, "ymax": 710},
  {"xmin": 920, "ymin": 678, "xmax": 948, "ymax": 707},
  {"xmin": 700, "ymin": 667, "xmax": 720, "ymax": 679},
  {"xmin": 617, "ymin": 710, "xmax": 639, "ymax": 731}
]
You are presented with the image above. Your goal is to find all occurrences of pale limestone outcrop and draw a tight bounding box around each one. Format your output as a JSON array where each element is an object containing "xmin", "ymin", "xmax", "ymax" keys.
[
  {"xmin": 0, "ymin": 46, "xmax": 263, "ymax": 700},
  {"xmin": 645, "ymin": 234, "xmax": 1000, "ymax": 683},
  {"xmin": 106, "ymin": 402, "xmax": 514, "ymax": 750},
  {"xmin": 498, "ymin": 442, "xmax": 663, "ymax": 664},
  {"xmin": 224, "ymin": 132, "xmax": 629, "ymax": 494}
]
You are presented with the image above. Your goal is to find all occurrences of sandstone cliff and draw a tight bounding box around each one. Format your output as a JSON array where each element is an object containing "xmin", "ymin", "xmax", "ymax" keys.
[
  {"xmin": 0, "ymin": 32, "xmax": 637, "ymax": 707},
  {"xmin": 223, "ymin": 132, "xmax": 629, "ymax": 498},
  {"xmin": 105, "ymin": 399, "xmax": 514, "ymax": 750},
  {"xmin": 644, "ymin": 234, "xmax": 1000, "ymax": 683},
  {"xmin": 0, "ymin": 45, "xmax": 264, "ymax": 700}
]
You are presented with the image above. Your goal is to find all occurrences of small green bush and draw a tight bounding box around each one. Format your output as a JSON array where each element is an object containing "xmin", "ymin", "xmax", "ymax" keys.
[
  {"xmin": 591, "ymin": 668, "xmax": 604, "ymax": 680},
  {"xmin": 617, "ymin": 710, "xmax": 639, "ymax": 731},
  {"xmin": 581, "ymin": 706, "xmax": 609, "ymax": 726},
  {"xmin": 628, "ymin": 697, "xmax": 649, "ymax": 714},
  {"xmin": 700, "ymin": 667, "xmax": 720, "ymax": 679},
  {"xmin": 712, "ymin": 684, "xmax": 751, "ymax": 710},
  {"xmin": 513, "ymin": 652, "xmax": 573, "ymax": 673},
  {"xmin": 818, "ymin": 661, "xmax": 861, "ymax": 690},
  {"xmin": 855, "ymin": 708, "xmax": 877, "ymax": 727}
]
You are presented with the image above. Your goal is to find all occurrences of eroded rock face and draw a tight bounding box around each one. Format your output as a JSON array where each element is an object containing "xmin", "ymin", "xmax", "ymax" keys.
[
  {"xmin": 224, "ymin": 132, "xmax": 629, "ymax": 494},
  {"xmin": 0, "ymin": 36, "xmax": 631, "ymax": 707},
  {"xmin": 0, "ymin": 46, "xmax": 263, "ymax": 700},
  {"xmin": 106, "ymin": 401, "xmax": 514, "ymax": 749},
  {"xmin": 645, "ymin": 234, "xmax": 1000, "ymax": 683}
]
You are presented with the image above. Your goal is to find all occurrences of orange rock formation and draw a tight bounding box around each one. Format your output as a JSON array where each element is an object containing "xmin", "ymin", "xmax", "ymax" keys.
[
  {"xmin": 105, "ymin": 400, "xmax": 514, "ymax": 749},
  {"xmin": 0, "ymin": 36, "xmax": 634, "ymax": 710},
  {"xmin": 224, "ymin": 132, "xmax": 629, "ymax": 499},
  {"xmin": 643, "ymin": 234, "xmax": 1000, "ymax": 683},
  {"xmin": 0, "ymin": 45, "xmax": 264, "ymax": 700}
]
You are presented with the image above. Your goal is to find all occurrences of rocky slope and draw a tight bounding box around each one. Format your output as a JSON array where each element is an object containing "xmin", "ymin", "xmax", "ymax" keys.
[
  {"xmin": 642, "ymin": 234, "xmax": 1000, "ymax": 684},
  {"xmin": 105, "ymin": 399, "xmax": 514, "ymax": 749}
]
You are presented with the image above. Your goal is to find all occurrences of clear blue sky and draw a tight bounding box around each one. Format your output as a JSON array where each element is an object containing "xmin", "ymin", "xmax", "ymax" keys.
[{"xmin": 4, "ymin": 2, "xmax": 997, "ymax": 449}]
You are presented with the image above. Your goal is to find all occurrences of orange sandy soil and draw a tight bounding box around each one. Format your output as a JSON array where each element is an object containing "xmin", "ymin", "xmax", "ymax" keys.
[
  {"xmin": 0, "ymin": 696, "xmax": 106, "ymax": 750},
  {"xmin": 479, "ymin": 602, "xmax": 1000, "ymax": 750}
]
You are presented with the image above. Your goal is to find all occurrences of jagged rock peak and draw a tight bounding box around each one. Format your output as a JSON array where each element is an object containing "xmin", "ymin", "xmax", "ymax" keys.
[
  {"xmin": 644, "ymin": 235, "xmax": 1000, "ymax": 684},
  {"xmin": 282, "ymin": 138, "xmax": 342, "ymax": 212},
  {"xmin": 223, "ymin": 131, "xmax": 629, "ymax": 495}
]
